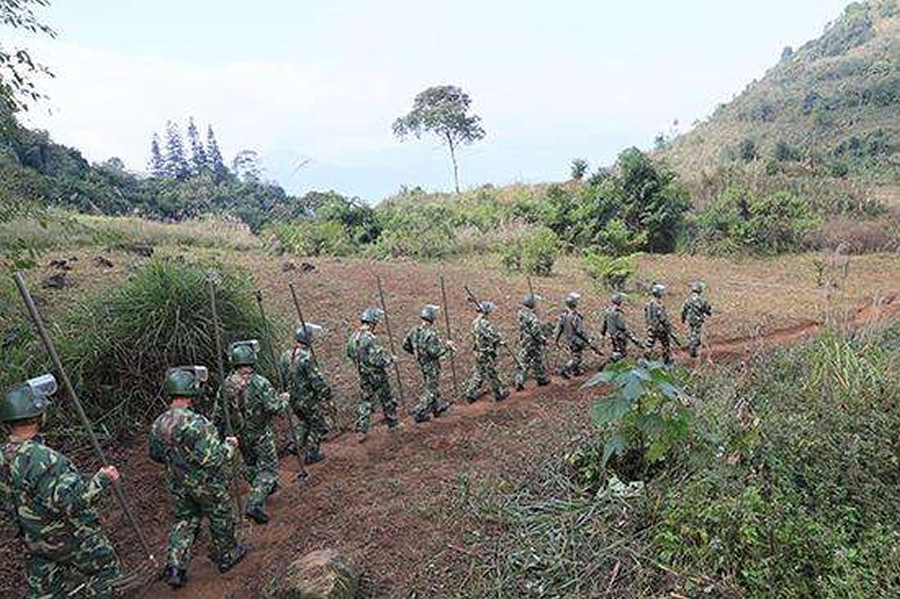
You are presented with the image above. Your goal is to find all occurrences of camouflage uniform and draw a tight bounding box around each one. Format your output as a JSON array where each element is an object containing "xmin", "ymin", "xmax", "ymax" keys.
[
  {"xmin": 149, "ymin": 406, "xmax": 240, "ymax": 572},
  {"xmin": 601, "ymin": 305, "xmax": 639, "ymax": 363},
  {"xmin": 346, "ymin": 328, "xmax": 398, "ymax": 433},
  {"xmin": 681, "ymin": 291, "xmax": 713, "ymax": 358},
  {"xmin": 0, "ymin": 437, "xmax": 120, "ymax": 599},
  {"xmin": 403, "ymin": 324, "xmax": 452, "ymax": 420},
  {"xmin": 515, "ymin": 306, "xmax": 550, "ymax": 389},
  {"xmin": 644, "ymin": 297, "xmax": 673, "ymax": 364},
  {"xmin": 464, "ymin": 315, "xmax": 507, "ymax": 401},
  {"xmin": 554, "ymin": 309, "xmax": 588, "ymax": 377},
  {"xmin": 219, "ymin": 371, "xmax": 283, "ymax": 517},
  {"xmin": 280, "ymin": 347, "xmax": 332, "ymax": 459}
]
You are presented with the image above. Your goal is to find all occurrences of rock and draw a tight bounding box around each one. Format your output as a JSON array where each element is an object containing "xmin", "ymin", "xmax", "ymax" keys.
[
  {"xmin": 41, "ymin": 273, "xmax": 72, "ymax": 289},
  {"xmin": 263, "ymin": 549, "xmax": 360, "ymax": 599},
  {"xmin": 300, "ymin": 261, "xmax": 316, "ymax": 273},
  {"xmin": 93, "ymin": 256, "xmax": 115, "ymax": 268},
  {"xmin": 282, "ymin": 261, "xmax": 297, "ymax": 272},
  {"xmin": 49, "ymin": 259, "xmax": 73, "ymax": 271}
]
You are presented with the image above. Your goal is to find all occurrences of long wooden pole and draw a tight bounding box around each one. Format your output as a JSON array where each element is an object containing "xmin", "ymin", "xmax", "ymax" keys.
[
  {"xmin": 439, "ymin": 275, "xmax": 460, "ymax": 396},
  {"xmin": 376, "ymin": 276, "xmax": 406, "ymax": 407}
]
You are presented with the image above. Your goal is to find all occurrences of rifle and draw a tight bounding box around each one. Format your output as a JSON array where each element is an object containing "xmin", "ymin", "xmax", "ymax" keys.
[
  {"xmin": 463, "ymin": 285, "xmax": 525, "ymax": 371},
  {"xmin": 289, "ymin": 282, "xmax": 338, "ymax": 424},
  {"xmin": 207, "ymin": 276, "xmax": 246, "ymax": 527},
  {"xmin": 439, "ymin": 275, "xmax": 460, "ymax": 396},
  {"xmin": 14, "ymin": 272, "xmax": 158, "ymax": 573},
  {"xmin": 255, "ymin": 289, "xmax": 307, "ymax": 482},
  {"xmin": 376, "ymin": 276, "xmax": 406, "ymax": 407},
  {"xmin": 573, "ymin": 329, "xmax": 605, "ymax": 356}
]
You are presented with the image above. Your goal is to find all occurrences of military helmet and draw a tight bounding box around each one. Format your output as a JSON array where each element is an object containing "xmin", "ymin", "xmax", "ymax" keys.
[
  {"xmin": 611, "ymin": 292, "xmax": 627, "ymax": 305},
  {"xmin": 294, "ymin": 323, "xmax": 324, "ymax": 344},
  {"xmin": 0, "ymin": 374, "xmax": 57, "ymax": 423},
  {"xmin": 420, "ymin": 304, "xmax": 441, "ymax": 322},
  {"xmin": 476, "ymin": 300, "xmax": 496, "ymax": 314},
  {"xmin": 650, "ymin": 283, "xmax": 666, "ymax": 297},
  {"xmin": 690, "ymin": 281, "xmax": 706, "ymax": 294},
  {"xmin": 228, "ymin": 340, "xmax": 259, "ymax": 366},
  {"xmin": 164, "ymin": 366, "xmax": 208, "ymax": 398},
  {"xmin": 564, "ymin": 292, "xmax": 581, "ymax": 308},
  {"xmin": 522, "ymin": 292, "xmax": 541, "ymax": 308},
  {"xmin": 360, "ymin": 307, "xmax": 385, "ymax": 324}
]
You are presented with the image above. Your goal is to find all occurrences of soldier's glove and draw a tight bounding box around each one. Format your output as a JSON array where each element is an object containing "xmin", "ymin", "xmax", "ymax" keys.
[{"xmin": 278, "ymin": 392, "xmax": 290, "ymax": 404}]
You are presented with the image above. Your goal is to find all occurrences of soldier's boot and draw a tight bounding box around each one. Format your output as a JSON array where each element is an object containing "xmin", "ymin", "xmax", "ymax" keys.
[
  {"xmin": 464, "ymin": 393, "xmax": 478, "ymax": 404},
  {"xmin": 514, "ymin": 371, "xmax": 525, "ymax": 392},
  {"xmin": 164, "ymin": 565, "xmax": 188, "ymax": 589},
  {"xmin": 413, "ymin": 411, "xmax": 431, "ymax": 424},
  {"xmin": 268, "ymin": 481, "xmax": 280, "ymax": 497},
  {"xmin": 245, "ymin": 504, "xmax": 269, "ymax": 525},
  {"xmin": 537, "ymin": 377, "xmax": 551, "ymax": 386},
  {"xmin": 218, "ymin": 544, "xmax": 249, "ymax": 574},
  {"xmin": 386, "ymin": 417, "xmax": 400, "ymax": 430},
  {"xmin": 305, "ymin": 448, "xmax": 325, "ymax": 465},
  {"xmin": 494, "ymin": 389, "xmax": 509, "ymax": 402},
  {"xmin": 557, "ymin": 364, "xmax": 571, "ymax": 379},
  {"xmin": 433, "ymin": 401, "xmax": 449, "ymax": 417}
]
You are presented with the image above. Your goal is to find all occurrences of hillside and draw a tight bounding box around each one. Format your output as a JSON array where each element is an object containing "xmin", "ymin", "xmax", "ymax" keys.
[{"xmin": 661, "ymin": 0, "xmax": 900, "ymax": 183}]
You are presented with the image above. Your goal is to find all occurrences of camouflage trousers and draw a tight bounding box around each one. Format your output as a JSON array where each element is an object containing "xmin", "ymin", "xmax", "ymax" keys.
[
  {"xmin": 644, "ymin": 326, "xmax": 672, "ymax": 364},
  {"xmin": 240, "ymin": 430, "xmax": 279, "ymax": 512},
  {"xmin": 687, "ymin": 324, "xmax": 703, "ymax": 358},
  {"xmin": 26, "ymin": 530, "xmax": 119, "ymax": 599},
  {"xmin": 515, "ymin": 342, "xmax": 550, "ymax": 389},
  {"xmin": 292, "ymin": 399, "xmax": 329, "ymax": 455},
  {"xmin": 607, "ymin": 335, "xmax": 628, "ymax": 364},
  {"xmin": 355, "ymin": 371, "xmax": 398, "ymax": 433},
  {"xmin": 559, "ymin": 344, "xmax": 584, "ymax": 377},
  {"xmin": 166, "ymin": 476, "xmax": 238, "ymax": 570},
  {"xmin": 414, "ymin": 360, "xmax": 448, "ymax": 417},
  {"xmin": 465, "ymin": 352, "xmax": 505, "ymax": 401}
]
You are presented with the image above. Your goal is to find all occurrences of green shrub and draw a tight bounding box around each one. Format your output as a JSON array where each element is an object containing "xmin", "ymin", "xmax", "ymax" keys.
[
  {"xmin": 501, "ymin": 226, "xmax": 559, "ymax": 276},
  {"xmin": 583, "ymin": 251, "xmax": 636, "ymax": 290},
  {"xmin": 266, "ymin": 219, "xmax": 357, "ymax": 256},
  {"xmin": 570, "ymin": 158, "xmax": 588, "ymax": 181}
]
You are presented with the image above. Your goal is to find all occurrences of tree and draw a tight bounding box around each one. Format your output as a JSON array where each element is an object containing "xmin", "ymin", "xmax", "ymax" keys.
[
  {"xmin": 164, "ymin": 120, "xmax": 190, "ymax": 181},
  {"xmin": 206, "ymin": 125, "xmax": 227, "ymax": 183},
  {"xmin": 149, "ymin": 133, "xmax": 165, "ymax": 177},
  {"xmin": 232, "ymin": 149, "xmax": 261, "ymax": 183},
  {"xmin": 0, "ymin": 0, "xmax": 56, "ymax": 112},
  {"xmin": 392, "ymin": 85, "xmax": 485, "ymax": 193},
  {"xmin": 186, "ymin": 117, "xmax": 207, "ymax": 175},
  {"xmin": 570, "ymin": 158, "xmax": 589, "ymax": 181}
]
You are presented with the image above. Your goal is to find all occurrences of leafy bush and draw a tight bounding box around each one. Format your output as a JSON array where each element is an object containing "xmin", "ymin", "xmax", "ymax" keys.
[
  {"xmin": 500, "ymin": 226, "xmax": 559, "ymax": 276},
  {"xmin": 570, "ymin": 158, "xmax": 589, "ymax": 181},
  {"xmin": 266, "ymin": 219, "xmax": 357, "ymax": 256},
  {"xmin": 583, "ymin": 251, "xmax": 636, "ymax": 290}
]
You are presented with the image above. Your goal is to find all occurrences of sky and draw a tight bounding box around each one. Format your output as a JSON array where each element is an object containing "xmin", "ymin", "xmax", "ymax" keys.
[{"xmin": 13, "ymin": 0, "xmax": 851, "ymax": 202}]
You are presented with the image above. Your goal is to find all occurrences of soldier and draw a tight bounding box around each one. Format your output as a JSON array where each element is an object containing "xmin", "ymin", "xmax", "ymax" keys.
[
  {"xmin": 644, "ymin": 283, "xmax": 674, "ymax": 364},
  {"xmin": 514, "ymin": 293, "xmax": 551, "ymax": 390},
  {"xmin": 463, "ymin": 300, "xmax": 509, "ymax": 402},
  {"xmin": 0, "ymin": 374, "xmax": 122, "ymax": 599},
  {"xmin": 402, "ymin": 304, "xmax": 455, "ymax": 423},
  {"xmin": 219, "ymin": 341, "xmax": 284, "ymax": 525},
  {"xmin": 150, "ymin": 366, "xmax": 247, "ymax": 589},
  {"xmin": 601, "ymin": 293, "xmax": 643, "ymax": 364},
  {"xmin": 281, "ymin": 323, "xmax": 332, "ymax": 464},
  {"xmin": 553, "ymin": 292, "xmax": 590, "ymax": 378},
  {"xmin": 681, "ymin": 281, "xmax": 713, "ymax": 358},
  {"xmin": 346, "ymin": 307, "xmax": 398, "ymax": 441}
]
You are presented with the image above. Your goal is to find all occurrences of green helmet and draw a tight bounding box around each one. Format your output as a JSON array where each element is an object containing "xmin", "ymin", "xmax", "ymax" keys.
[
  {"xmin": 420, "ymin": 304, "xmax": 440, "ymax": 322},
  {"xmin": 360, "ymin": 307, "xmax": 385, "ymax": 324},
  {"xmin": 294, "ymin": 323, "xmax": 324, "ymax": 345},
  {"xmin": 651, "ymin": 283, "xmax": 666, "ymax": 298},
  {"xmin": 0, "ymin": 374, "xmax": 57, "ymax": 423},
  {"xmin": 611, "ymin": 292, "xmax": 626, "ymax": 305},
  {"xmin": 522, "ymin": 292, "xmax": 541, "ymax": 308},
  {"xmin": 475, "ymin": 300, "xmax": 496, "ymax": 314},
  {"xmin": 564, "ymin": 292, "xmax": 581, "ymax": 308},
  {"xmin": 228, "ymin": 340, "xmax": 259, "ymax": 367},
  {"xmin": 164, "ymin": 366, "xmax": 208, "ymax": 398},
  {"xmin": 690, "ymin": 281, "xmax": 706, "ymax": 294}
]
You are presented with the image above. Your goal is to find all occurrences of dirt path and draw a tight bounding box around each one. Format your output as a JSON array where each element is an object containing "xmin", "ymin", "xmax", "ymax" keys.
[{"xmin": 118, "ymin": 292, "xmax": 899, "ymax": 599}]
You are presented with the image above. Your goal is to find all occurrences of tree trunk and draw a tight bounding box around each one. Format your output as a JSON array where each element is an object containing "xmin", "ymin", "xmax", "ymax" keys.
[{"xmin": 446, "ymin": 134, "xmax": 460, "ymax": 194}]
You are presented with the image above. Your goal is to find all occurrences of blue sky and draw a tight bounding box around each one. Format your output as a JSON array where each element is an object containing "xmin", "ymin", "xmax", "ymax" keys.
[{"xmin": 18, "ymin": 0, "xmax": 850, "ymax": 202}]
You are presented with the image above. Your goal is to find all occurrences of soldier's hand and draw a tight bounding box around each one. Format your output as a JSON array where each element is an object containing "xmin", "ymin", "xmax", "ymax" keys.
[
  {"xmin": 100, "ymin": 466, "xmax": 120, "ymax": 483},
  {"xmin": 278, "ymin": 392, "xmax": 290, "ymax": 403},
  {"xmin": 447, "ymin": 341, "xmax": 457, "ymax": 351},
  {"xmin": 225, "ymin": 436, "xmax": 239, "ymax": 447}
]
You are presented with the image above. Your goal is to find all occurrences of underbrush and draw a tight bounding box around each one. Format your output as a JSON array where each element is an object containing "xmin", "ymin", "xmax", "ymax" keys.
[{"xmin": 459, "ymin": 324, "xmax": 900, "ymax": 598}]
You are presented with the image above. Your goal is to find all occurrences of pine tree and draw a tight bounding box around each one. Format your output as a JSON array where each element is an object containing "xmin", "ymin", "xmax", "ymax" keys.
[
  {"xmin": 164, "ymin": 120, "xmax": 190, "ymax": 181},
  {"xmin": 149, "ymin": 133, "xmax": 165, "ymax": 177},
  {"xmin": 186, "ymin": 117, "xmax": 207, "ymax": 175},
  {"xmin": 206, "ymin": 125, "xmax": 227, "ymax": 183}
]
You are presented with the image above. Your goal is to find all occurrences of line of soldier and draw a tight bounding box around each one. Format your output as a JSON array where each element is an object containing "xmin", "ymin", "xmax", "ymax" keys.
[{"xmin": 0, "ymin": 281, "xmax": 712, "ymax": 596}]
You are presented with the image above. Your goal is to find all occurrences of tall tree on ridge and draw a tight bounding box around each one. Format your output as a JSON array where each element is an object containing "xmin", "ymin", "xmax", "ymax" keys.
[
  {"xmin": 149, "ymin": 132, "xmax": 165, "ymax": 177},
  {"xmin": 164, "ymin": 120, "xmax": 190, "ymax": 181},
  {"xmin": 206, "ymin": 125, "xmax": 227, "ymax": 183},
  {"xmin": 186, "ymin": 117, "xmax": 207, "ymax": 175}
]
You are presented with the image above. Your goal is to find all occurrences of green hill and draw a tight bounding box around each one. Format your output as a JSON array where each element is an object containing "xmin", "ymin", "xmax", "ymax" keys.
[{"xmin": 661, "ymin": 0, "xmax": 900, "ymax": 184}]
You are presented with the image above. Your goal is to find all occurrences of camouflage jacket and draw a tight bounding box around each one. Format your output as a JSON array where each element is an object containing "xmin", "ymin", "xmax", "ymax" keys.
[
  {"xmin": 346, "ymin": 329, "xmax": 392, "ymax": 377},
  {"xmin": 518, "ymin": 307, "xmax": 546, "ymax": 347},
  {"xmin": 280, "ymin": 347, "xmax": 333, "ymax": 407},
  {"xmin": 601, "ymin": 306, "xmax": 631, "ymax": 339},
  {"xmin": 681, "ymin": 293, "xmax": 712, "ymax": 327},
  {"xmin": 471, "ymin": 316, "xmax": 502, "ymax": 357},
  {"xmin": 402, "ymin": 325, "xmax": 450, "ymax": 365},
  {"xmin": 149, "ymin": 406, "xmax": 234, "ymax": 490},
  {"xmin": 218, "ymin": 372, "xmax": 283, "ymax": 444},
  {"xmin": 554, "ymin": 309, "xmax": 587, "ymax": 349},
  {"xmin": 644, "ymin": 298, "xmax": 671, "ymax": 332},
  {"xmin": 0, "ymin": 436, "xmax": 110, "ymax": 557}
]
